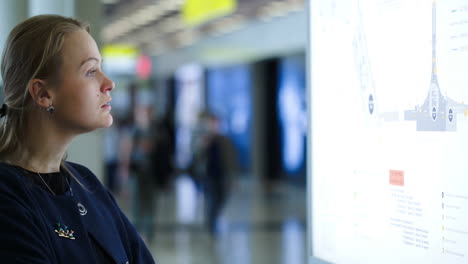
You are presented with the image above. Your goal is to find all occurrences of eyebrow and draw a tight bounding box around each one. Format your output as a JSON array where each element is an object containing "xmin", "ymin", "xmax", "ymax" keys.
[{"xmin": 79, "ymin": 57, "xmax": 101, "ymax": 69}]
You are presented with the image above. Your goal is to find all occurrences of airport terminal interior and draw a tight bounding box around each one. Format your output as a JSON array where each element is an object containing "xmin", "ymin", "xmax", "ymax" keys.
[
  {"xmin": 4, "ymin": 1, "xmax": 463, "ymax": 264},
  {"xmin": 0, "ymin": 0, "xmax": 308, "ymax": 263}
]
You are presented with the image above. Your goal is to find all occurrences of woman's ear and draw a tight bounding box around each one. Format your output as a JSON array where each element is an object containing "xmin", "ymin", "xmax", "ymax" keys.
[{"xmin": 28, "ymin": 79, "xmax": 53, "ymax": 108}]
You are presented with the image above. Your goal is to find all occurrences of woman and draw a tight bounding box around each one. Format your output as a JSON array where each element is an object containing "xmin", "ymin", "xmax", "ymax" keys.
[{"xmin": 0, "ymin": 15, "xmax": 155, "ymax": 263}]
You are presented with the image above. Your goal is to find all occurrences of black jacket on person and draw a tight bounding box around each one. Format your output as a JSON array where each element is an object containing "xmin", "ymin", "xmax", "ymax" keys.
[{"xmin": 0, "ymin": 161, "xmax": 155, "ymax": 264}]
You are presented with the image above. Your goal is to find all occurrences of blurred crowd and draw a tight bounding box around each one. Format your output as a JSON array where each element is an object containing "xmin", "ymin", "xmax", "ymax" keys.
[{"xmin": 103, "ymin": 83, "xmax": 239, "ymax": 242}]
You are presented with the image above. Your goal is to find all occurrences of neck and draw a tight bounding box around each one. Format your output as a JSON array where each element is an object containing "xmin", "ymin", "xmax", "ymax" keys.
[
  {"xmin": 9, "ymin": 112, "xmax": 75, "ymax": 173},
  {"xmin": 11, "ymin": 145, "xmax": 68, "ymax": 173}
]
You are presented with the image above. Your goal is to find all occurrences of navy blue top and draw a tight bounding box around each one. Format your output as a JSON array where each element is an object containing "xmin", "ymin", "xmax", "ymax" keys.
[{"xmin": 0, "ymin": 161, "xmax": 155, "ymax": 264}]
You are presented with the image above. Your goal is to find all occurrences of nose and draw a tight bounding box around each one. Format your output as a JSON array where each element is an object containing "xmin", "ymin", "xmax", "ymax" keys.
[{"xmin": 101, "ymin": 73, "xmax": 114, "ymax": 93}]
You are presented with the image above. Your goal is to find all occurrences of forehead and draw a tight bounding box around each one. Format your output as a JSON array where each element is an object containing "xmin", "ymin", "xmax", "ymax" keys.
[{"xmin": 61, "ymin": 30, "xmax": 100, "ymax": 67}]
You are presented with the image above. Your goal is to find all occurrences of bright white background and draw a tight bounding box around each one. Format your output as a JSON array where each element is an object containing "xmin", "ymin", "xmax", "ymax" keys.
[{"xmin": 308, "ymin": 0, "xmax": 468, "ymax": 263}]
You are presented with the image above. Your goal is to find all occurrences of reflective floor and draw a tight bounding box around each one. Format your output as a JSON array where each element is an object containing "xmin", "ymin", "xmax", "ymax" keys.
[{"xmin": 117, "ymin": 175, "xmax": 307, "ymax": 264}]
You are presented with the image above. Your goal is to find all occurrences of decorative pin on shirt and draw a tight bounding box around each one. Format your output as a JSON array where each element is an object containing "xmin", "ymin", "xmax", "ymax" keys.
[
  {"xmin": 54, "ymin": 223, "xmax": 76, "ymax": 240},
  {"xmin": 77, "ymin": 202, "xmax": 87, "ymax": 216}
]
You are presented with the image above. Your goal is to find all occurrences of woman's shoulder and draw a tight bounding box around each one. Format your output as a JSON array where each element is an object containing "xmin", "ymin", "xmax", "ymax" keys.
[
  {"xmin": 64, "ymin": 161, "xmax": 120, "ymax": 212},
  {"xmin": 0, "ymin": 162, "xmax": 29, "ymax": 188},
  {"xmin": 64, "ymin": 161, "xmax": 105, "ymax": 191},
  {"xmin": 0, "ymin": 163, "xmax": 34, "ymax": 209},
  {"xmin": 64, "ymin": 161, "xmax": 94, "ymax": 177}
]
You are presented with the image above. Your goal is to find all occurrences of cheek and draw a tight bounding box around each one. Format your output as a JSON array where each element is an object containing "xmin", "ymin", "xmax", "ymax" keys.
[
  {"xmin": 56, "ymin": 80, "xmax": 102, "ymax": 114},
  {"xmin": 68, "ymin": 91, "xmax": 98, "ymax": 112}
]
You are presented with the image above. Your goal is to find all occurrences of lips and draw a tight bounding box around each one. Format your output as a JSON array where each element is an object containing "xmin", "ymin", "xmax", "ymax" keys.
[{"xmin": 101, "ymin": 98, "xmax": 112, "ymax": 108}]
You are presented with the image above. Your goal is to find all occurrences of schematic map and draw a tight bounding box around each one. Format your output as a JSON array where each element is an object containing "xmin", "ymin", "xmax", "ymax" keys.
[{"xmin": 311, "ymin": 0, "xmax": 468, "ymax": 263}]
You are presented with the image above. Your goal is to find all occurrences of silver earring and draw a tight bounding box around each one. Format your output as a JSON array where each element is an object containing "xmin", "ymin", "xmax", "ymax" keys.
[{"xmin": 46, "ymin": 105, "xmax": 55, "ymax": 113}]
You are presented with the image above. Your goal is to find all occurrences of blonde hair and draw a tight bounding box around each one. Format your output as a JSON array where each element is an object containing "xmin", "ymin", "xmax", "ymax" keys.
[{"xmin": 0, "ymin": 15, "xmax": 89, "ymax": 173}]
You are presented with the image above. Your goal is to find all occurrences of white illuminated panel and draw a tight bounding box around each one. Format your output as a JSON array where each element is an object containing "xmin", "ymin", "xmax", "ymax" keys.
[
  {"xmin": 309, "ymin": 0, "xmax": 468, "ymax": 263},
  {"xmin": 175, "ymin": 64, "xmax": 204, "ymax": 169}
]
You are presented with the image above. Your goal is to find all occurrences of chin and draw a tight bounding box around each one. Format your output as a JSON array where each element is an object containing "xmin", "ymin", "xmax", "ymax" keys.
[
  {"xmin": 102, "ymin": 115, "xmax": 114, "ymax": 128},
  {"xmin": 93, "ymin": 115, "xmax": 113, "ymax": 130}
]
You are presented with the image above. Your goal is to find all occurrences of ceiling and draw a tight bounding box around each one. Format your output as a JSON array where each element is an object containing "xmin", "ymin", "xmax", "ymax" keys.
[{"xmin": 101, "ymin": 0, "xmax": 306, "ymax": 56}]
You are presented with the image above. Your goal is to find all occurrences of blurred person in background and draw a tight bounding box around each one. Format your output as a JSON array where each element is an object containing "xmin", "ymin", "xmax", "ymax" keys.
[
  {"xmin": 191, "ymin": 111, "xmax": 236, "ymax": 235},
  {"xmin": 127, "ymin": 104, "xmax": 157, "ymax": 243},
  {"xmin": 0, "ymin": 15, "xmax": 154, "ymax": 263},
  {"xmin": 116, "ymin": 82, "xmax": 139, "ymax": 197},
  {"xmin": 104, "ymin": 116, "xmax": 121, "ymax": 193},
  {"xmin": 150, "ymin": 115, "xmax": 175, "ymax": 194},
  {"xmin": 117, "ymin": 112, "xmax": 134, "ymax": 198}
]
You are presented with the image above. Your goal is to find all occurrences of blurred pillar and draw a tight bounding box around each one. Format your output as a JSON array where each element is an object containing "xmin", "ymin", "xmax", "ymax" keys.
[
  {"xmin": 252, "ymin": 58, "xmax": 282, "ymax": 185},
  {"xmin": 252, "ymin": 62, "xmax": 267, "ymax": 182},
  {"xmin": 74, "ymin": 0, "xmax": 103, "ymax": 45},
  {"xmin": 29, "ymin": 0, "xmax": 74, "ymax": 17},
  {"xmin": 27, "ymin": 0, "xmax": 102, "ymax": 44}
]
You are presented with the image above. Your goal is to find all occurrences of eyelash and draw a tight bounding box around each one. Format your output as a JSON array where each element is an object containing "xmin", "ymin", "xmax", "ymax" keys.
[{"xmin": 86, "ymin": 69, "xmax": 97, "ymax": 77}]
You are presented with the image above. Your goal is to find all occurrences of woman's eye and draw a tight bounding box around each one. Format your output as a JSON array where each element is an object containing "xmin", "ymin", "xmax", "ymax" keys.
[{"xmin": 86, "ymin": 69, "xmax": 97, "ymax": 77}]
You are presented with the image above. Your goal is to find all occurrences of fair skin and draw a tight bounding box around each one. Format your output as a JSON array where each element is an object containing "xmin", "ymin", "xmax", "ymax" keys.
[{"xmin": 11, "ymin": 29, "xmax": 114, "ymax": 173}]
